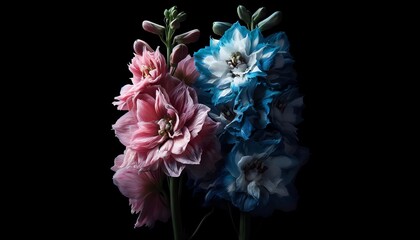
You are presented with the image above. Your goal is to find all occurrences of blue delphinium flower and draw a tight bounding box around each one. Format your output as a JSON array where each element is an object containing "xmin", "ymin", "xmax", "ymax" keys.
[
  {"xmin": 205, "ymin": 134, "xmax": 302, "ymax": 216},
  {"xmin": 194, "ymin": 17, "xmax": 307, "ymax": 218},
  {"xmin": 194, "ymin": 21, "xmax": 279, "ymax": 106},
  {"xmin": 194, "ymin": 22, "xmax": 289, "ymax": 141}
]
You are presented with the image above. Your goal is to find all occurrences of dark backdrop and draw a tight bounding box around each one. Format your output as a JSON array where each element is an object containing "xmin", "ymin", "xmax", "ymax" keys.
[{"xmin": 30, "ymin": 0, "xmax": 365, "ymax": 239}]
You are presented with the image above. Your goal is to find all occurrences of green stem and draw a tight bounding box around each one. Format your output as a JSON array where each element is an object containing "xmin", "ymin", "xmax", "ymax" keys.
[
  {"xmin": 239, "ymin": 211, "xmax": 250, "ymax": 240},
  {"xmin": 169, "ymin": 177, "xmax": 184, "ymax": 240},
  {"xmin": 166, "ymin": 43, "xmax": 173, "ymax": 70}
]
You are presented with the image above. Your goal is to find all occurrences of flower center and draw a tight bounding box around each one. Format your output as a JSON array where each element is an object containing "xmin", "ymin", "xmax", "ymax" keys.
[
  {"xmin": 226, "ymin": 52, "xmax": 248, "ymax": 77},
  {"xmin": 243, "ymin": 159, "xmax": 268, "ymax": 182},
  {"xmin": 157, "ymin": 117, "xmax": 174, "ymax": 137},
  {"xmin": 140, "ymin": 65, "xmax": 155, "ymax": 78}
]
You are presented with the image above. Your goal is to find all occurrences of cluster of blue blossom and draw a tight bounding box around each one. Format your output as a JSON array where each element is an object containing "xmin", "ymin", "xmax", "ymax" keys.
[{"xmin": 193, "ymin": 11, "xmax": 308, "ymax": 216}]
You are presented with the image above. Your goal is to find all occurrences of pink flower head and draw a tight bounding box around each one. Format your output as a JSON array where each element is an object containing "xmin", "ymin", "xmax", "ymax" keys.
[
  {"xmin": 113, "ymin": 46, "xmax": 167, "ymax": 110},
  {"xmin": 112, "ymin": 155, "xmax": 170, "ymax": 228},
  {"xmin": 112, "ymin": 76, "xmax": 220, "ymax": 177},
  {"xmin": 174, "ymin": 55, "xmax": 200, "ymax": 86}
]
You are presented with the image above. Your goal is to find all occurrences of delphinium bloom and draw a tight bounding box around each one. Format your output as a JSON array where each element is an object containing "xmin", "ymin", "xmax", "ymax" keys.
[
  {"xmin": 111, "ymin": 6, "xmax": 222, "ymax": 235},
  {"xmin": 194, "ymin": 22, "xmax": 292, "ymax": 142},
  {"xmin": 113, "ymin": 43, "xmax": 167, "ymax": 110},
  {"xmin": 193, "ymin": 5, "xmax": 307, "ymax": 233},
  {"xmin": 194, "ymin": 22, "xmax": 278, "ymax": 106},
  {"xmin": 112, "ymin": 74, "xmax": 219, "ymax": 177},
  {"xmin": 112, "ymin": 154, "xmax": 170, "ymax": 227},
  {"xmin": 205, "ymin": 135, "xmax": 300, "ymax": 216}
]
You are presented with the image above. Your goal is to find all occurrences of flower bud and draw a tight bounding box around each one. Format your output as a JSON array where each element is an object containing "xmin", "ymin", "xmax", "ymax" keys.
[
  {"xmin": 212, "ymin": 22, "xmax": 232, "ymax": 36},
  {"xmin": 257, "ymin": 11, "xmax": 282, "ymax": 32},
  {"xmin": 237, "ymin": 5, "xmax": 251, "ymax": 25},
  {"xmin": 170, "ymin": 44, "xmax": 188, "ymax": 67},
  {"xmin": 142, "ymin": 20, "xmax": 165, "ymax": 36},
  {"xmin": 164, "ymin": 9, "xmax": 170, "ymax": 19},
  {"xmin": 170, "ymin": 19, "xmax": 180, "ymax": 30},
  {"xmin": 174, "ymin": 29, "xmax": 200, "ymax": 44},
  {"xmin": 169, "ymin": 6, "xmax": 178, "ymax": 18},
  {"xmin": 133, "ymin": 39, "xmax": 152, "ymax": 55},
  {"xmin": 177, "ymin": 12, "xmax": 187, "ymax": 22},
  {"xmin": 251, "ymin": 7, "xmax": 267, "ymax": 24}
]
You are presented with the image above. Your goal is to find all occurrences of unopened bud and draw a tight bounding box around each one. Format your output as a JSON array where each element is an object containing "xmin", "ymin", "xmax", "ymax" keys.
[
  {"xmin": 177, "ymin": 12, "xmax": 187, "ymax": 22},
  {"xmin": 164, "ymin": 9, "xmax": 170, "ymax": 19},
  {"xmin": 142, "ymin": 20, "xmax": 165, "ymax": 36},
  {"xmin": 251, "ymin": 7, "xmax": 267, "ymax": 24},
  {"xmin": 174, "ymin": 29, "xmax": 200, "ymax": 44},
  {"xmin": 133, "ymin": 39, "xmax": 152, "ymax": 55},
  {"xmin": 170, "ymin": 44, "xmax": 188, "ymax": 67},
  {"xmin": 237, "ymin": 5, "xmax": 251, "ymax": 25},
  {"xmin": 170, "ymin": 19, "xmax": 180, "ymax": 30},
  {"xmin": 212, "ymin": 22, "xmax": 232, "ymax": 36},
  {"xmin": 257, "ymin": 11, "xmax": 282, "ymax": 32}
]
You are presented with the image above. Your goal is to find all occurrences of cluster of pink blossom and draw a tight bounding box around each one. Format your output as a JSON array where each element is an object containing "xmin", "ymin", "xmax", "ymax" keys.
[{"xmin": 111, "ymin": 35, "xmax": 220, "ymax": 227}]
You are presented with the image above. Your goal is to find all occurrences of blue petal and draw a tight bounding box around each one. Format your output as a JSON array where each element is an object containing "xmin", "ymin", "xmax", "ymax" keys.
[
  {"xmin": 259, "ymin": 44, "xmax": 280, "ymax": 71},
  {"xmin": 265, "ymin": 32, "xmax": 290, "ymax": 52},
  {"xmin": 194, "ymin": 45, "xmax": 216, "ymax": 77},
  {"xmin": 219, "ymin": 22, "xmax": 250, "ymax": 46}
]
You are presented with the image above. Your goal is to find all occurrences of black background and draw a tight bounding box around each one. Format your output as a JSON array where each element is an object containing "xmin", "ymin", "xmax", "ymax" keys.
[{"xmin": 14, "ymin": 0, "xmax": 383, "ymax": 239}]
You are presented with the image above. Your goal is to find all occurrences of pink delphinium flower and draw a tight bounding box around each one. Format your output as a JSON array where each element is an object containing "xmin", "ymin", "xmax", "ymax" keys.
[
  {"xmin": 112, "ymin": 155, "xmax": 170, "ymax": 228},
  {"xmin": 113, "ymin": 76, "xmax": 220, "ymax": 177},
  {"xmin": 114, "ymin": 44, "xmax": 167, "ymax": 110}
]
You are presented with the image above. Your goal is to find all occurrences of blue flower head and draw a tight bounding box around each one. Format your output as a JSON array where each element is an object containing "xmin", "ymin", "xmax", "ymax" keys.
[
  {"xmin": 194, "ymin": 22, "xmax": 279, "ymax": 106},
  {"xmin": 205, "ymin": 135, "xmax": 302, "ymax": 216}
]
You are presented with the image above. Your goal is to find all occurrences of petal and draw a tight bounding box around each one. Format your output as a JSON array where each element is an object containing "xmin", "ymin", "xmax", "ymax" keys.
[
  {"xmin": 173, "ymin": 144, "xmax": 202, "ymax": 165},
  {"xmin": 247, "ymin": 181, "xmax": 260, "ymax": 199},
  {"xmin": 112, "ymin": 167, "xmax": 143, "ymax": 199},
  {"xmin": 187, "ymin": 105, "xmax": 210, "ymax": 138},
  {"xmin": 136, "ymin": 95, "xmax": 158, "ymax": 122},
  {"xmin": 130, "ymin": 122, "xmax": 161, "ymax": 150},
  {"xmin": 135, "ymin": 193, "xmax": 170, "ymax": 228},
  {"xmin": 163, "ymin": 158, "xmax": 185, "ymax": 177},
  {"xmin": 111, "ymin": 154, "xmax": 124, "ymax": 171},
  {"xmin": 112, "ymin": 111, "xmax": 137, "ymax": 147},
  {"xmin": 154, "ymin": 89, "xmax": 170, "ymax": 118},
  {"xmin": 171, "ymin": 127, "xmax": 191, "ymax": 154}
]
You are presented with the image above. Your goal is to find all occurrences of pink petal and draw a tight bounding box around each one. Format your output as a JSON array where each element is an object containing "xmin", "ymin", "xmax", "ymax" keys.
[
  {"xmin": 171, "ymin": 127, "xmax": 191, "ymax": 154},
  {"xmin": 112, "ymin": 167, "xmax": 144, "ymax": 199},
  {"xmin": 120, "ymin": 148, "xmax": 138, "ymax": 168},
  {"xmin": 158, "ymin": 139, "xmax": 174, "ymax": 159},
  {"xmin": 193, "ymin": 116, "xmax": 220, "ymax": 143},
  {"xmin": 112, "ymin": 111, "xmax": 138, "ymax": 147},
  {"xmin": 154, "ymin": 89, "xmax": 170, "ymax": 118},
  {"xmin": 130, "ymin": 122, "xmax": 161, "ymax": 150},
  {"xmin": 173, "ymin": 143, "xmax": 202, "ymax": 165},
  {"xmin": 186, "ymin": 136, "xmax": 222, "ymax": 181},
  {"xmin": 111, "ymin": 154, "xmax": 124, "ymax": 171},
  {"xmin": 163, "ymin": 158, "xmax": 185, "ymax": 177},
  {"xmin": 187, "ymin": 104, "xmax": 210, "ymax": 138},
  {"xmin": 161, "ymin": 75, "xmax": 182, "ymax": 93},
  {"xmin": 170, "ymin": 84, "xmax": 193, "ymax": 114},
  {"xmin": 135, "ymin": 192, "xmax": 170, "ymax": 228},
  {"xmin": 136, "ymin": 95, "xmax": 158, "ymax": 122}
]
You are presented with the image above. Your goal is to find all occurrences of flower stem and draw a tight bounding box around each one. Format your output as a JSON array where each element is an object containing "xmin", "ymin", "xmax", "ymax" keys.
[
  {"xmin": 239, "ymin": 211, "xmax": 250, "ymax": 240},
  {"xmin": 169, "ymin": 176, "xmax": 184, "ymax": 240}
]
